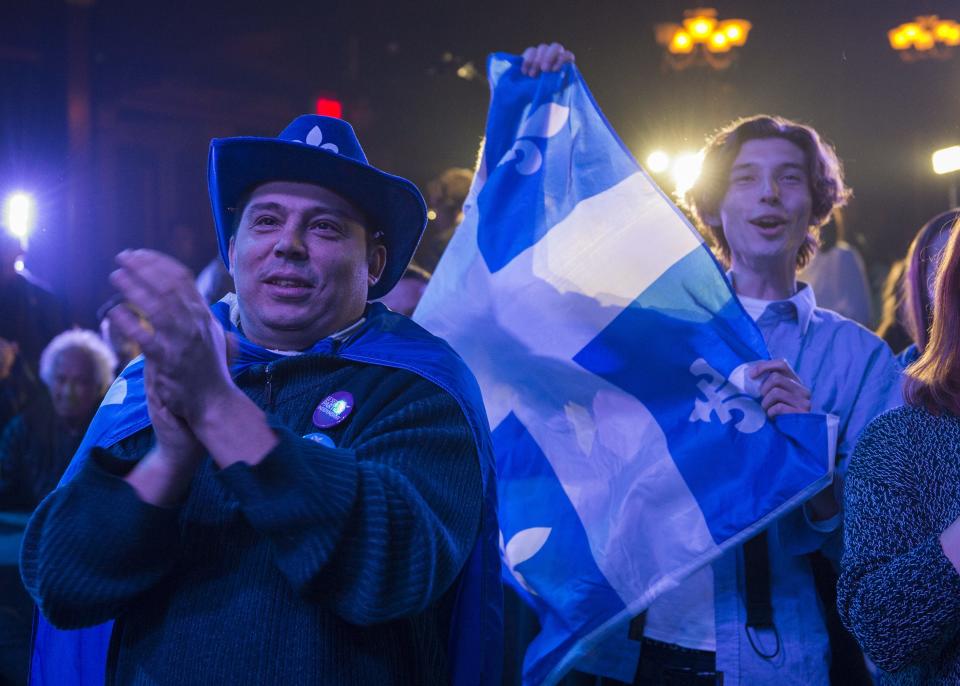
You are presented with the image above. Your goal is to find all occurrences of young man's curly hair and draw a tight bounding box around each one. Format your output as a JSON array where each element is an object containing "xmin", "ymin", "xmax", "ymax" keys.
[{"xmin": 682, "ymin": 115, "xmax": 851, "ymax": 271}]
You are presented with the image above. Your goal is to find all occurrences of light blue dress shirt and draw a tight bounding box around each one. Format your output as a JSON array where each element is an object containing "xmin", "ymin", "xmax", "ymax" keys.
[
  {"xmin": 575, "ymin": 283, "xmax": 903, "ymax": 685},
  {"xmin": 712, "ymin": 283, "xmax": 903, "ymax": 685}
]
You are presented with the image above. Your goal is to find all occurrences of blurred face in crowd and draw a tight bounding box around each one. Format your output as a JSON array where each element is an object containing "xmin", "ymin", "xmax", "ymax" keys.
[
  {"xmin": 377, "ymin": 276, "xmax": 427, "ymax": 317},
  {"xmin": 229, "ymin": 181, "xmax": 386, "ymax": 350},
  {"xmin": 49, "ymin": 347, "xmax": 104, "ymax": 426},
  {"xmin": 100, "ymin": 317, "xmax": 141, "ymax": 370},
  {"xmin": 0, "ymin": 338, "xmax": 17, "ymax": 379},
  {"xmin": 714, "ymin": 138, "xmax": 813, "ymax": 272}
]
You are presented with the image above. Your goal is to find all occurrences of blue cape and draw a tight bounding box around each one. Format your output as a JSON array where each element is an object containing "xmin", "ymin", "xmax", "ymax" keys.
[{"xmin": 28, "ymin": 301, "xmax": 502, "ymax": 686}]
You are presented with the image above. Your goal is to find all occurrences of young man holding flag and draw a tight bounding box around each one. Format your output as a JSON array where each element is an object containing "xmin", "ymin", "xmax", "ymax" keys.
[
  {"xmin": 417, "ymin": 43, "xmax": 900, "ymax": 685},
  {"xmin": 628, "ymin": 114, "xmax": 902, "ymax": 685}
]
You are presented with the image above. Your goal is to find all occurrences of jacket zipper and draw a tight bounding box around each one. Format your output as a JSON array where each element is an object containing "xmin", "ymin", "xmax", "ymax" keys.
[{"xmin": 264, "ymin": 366, "xmax": 274, "ymax": 409}]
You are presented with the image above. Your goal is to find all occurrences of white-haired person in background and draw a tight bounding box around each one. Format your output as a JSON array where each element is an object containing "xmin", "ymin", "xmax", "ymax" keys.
[
  {"xmin": 0, "ymin": 329, "xmax": 116, "ymax": 512},
  {"xmin": 0, "ymin": 329, "xmax": 115, "ymax": 686}
]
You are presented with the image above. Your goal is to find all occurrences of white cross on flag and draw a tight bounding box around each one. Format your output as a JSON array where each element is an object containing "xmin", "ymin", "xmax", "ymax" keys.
[{"xmin": 414, "ymin": 54, "xmax": 836, "ymax": 685}]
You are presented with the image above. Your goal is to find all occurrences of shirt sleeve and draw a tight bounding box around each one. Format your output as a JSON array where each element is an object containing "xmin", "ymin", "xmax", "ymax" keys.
[
  {"xmin": 214, "ymin": 375, "xmax": 482, "ymax": 625},
  {"xmin": 20, "ymin": 441, "xmax": 183, "ymax": 629},
  {"xmin": 835, "ymin": 335, "xmax": 903, "ymax": 476},
  {"xmin": 779, "ymin": 331, "xmax": 903, "ymax": 558},
  {"xmin": 837, "ymin": 412, "xmax": 960, "ymax": 673}
]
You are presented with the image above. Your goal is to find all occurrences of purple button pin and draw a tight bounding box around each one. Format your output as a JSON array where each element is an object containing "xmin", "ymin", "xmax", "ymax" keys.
[{"xmin": 313, "ymin": 391, "xmax": 354, "ymax": 429}]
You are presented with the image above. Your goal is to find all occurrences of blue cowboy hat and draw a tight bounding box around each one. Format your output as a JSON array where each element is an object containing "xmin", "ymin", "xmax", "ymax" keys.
[{"xmin": 208, "ymin": 115, "xmax": 427, "ymax": 299}]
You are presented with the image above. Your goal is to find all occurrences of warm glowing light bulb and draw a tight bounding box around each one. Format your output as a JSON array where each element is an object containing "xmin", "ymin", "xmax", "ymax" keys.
[
  {"xmin": 889, "ymin": 28, "xmax": 911, "ymax": 49},
  {"xmin": 707, "ymin": 31, "xmax": 731, "ymax": 52},
  {"xmin": 427, "ymin": 209, "xmax": 438, "ymax": 221},
  {"xmin": 717, "ymin": 19, "xmax": 750, "ymax": 46},
  {"xmin": 935, "ymin": 21, "xmax": 960, "ymax": 45},
  {"xmin": 670, "ymin": 30, "xmax": 694, "ymax": 53},
  {"xmin": 646, "ymin": 150, "xmax": 671, "ymax": 174},
  {"xmin": 689, "ymin": 18, "xmax": 714, "ymax": 38},
  {"xmin": 915, "ymin": 31, "xmax": 936, "ymax": 50}
]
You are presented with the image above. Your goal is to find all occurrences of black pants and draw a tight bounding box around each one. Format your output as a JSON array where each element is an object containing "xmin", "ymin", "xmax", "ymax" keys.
[
  {"xmin": 567, "ymin": 638, "xmax": 720, "ymax": 686},
  {"xmin": 634, "ymin": 638, "xmax": 720, "ymax": 685}
]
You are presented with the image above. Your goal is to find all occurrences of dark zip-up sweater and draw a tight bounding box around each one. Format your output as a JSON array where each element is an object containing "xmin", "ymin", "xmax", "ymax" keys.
[{"xmin": 22, "ymin": 353, "xmax": 482, "ymax": 685}]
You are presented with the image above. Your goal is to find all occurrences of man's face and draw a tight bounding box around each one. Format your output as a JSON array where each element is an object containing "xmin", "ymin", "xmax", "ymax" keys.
[
  {"xmin": 715, "ymin": 137, "xmax": 813, "ymax": 270},
  {"xmin": 229, "ymin": 181, "xmax": 386, "ymax": 349},
  {"xmin": 49, "ymin": 348, "xmax": 102, "ymax": 425}
]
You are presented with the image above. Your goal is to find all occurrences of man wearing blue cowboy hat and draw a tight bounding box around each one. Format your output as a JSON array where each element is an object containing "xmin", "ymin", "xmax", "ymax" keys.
[{"xmin": 20, "ymin": 113, "xmax": 501, "ymax": 685}]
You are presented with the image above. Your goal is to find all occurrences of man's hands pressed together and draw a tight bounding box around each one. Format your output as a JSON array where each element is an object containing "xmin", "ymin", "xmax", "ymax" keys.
[
  {"xmin": 108, "ymin": 249, "xmax": 233, "ymax": 423},
  {"xmin": 107, "ymin": 250, "xmax": 278, "ymax": 505}
]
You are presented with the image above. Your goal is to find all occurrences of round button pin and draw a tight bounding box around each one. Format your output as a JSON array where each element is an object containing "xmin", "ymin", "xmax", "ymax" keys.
[
  {"xmin": 312, "ymin": 391, "xmax": 354, "ymax": 429},
  {"xmin": 303, "ymin": 432, "xmax": 337, "ymax": 448}
]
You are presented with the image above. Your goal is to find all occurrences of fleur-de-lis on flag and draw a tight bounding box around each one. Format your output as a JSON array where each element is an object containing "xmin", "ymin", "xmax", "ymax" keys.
[
  {"xmin": 688, "ymin": 358, "xmax": 766, "ymax": 434},
  {"xmin": 500, "ymin": 527, "xmax": 552, "ymax": 596},
  {"xmin": 496, "ymin": 103, "xmax": 570, "ymax": 175}
]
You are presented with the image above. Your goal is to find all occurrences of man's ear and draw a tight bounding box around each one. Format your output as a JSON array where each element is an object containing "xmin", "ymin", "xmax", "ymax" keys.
[
  {"xmin": 227, "ymin": 236, "xmax": 236, "ymax": 277},
  {"xmin": 367, "ymin": 244, "xmax": 387, "ymax": 287},
  {"xmin": 703, "ymin": 211, "xmax": 722, "ymax": 230}
]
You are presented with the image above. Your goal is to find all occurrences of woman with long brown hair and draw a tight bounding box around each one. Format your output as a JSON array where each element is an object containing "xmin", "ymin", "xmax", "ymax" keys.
[
  {"xmin": 838, "ymin": 214, "xmax": 960, "ymax": 683},
  {"xmin": 898, "ymin": 209, "xmax": 960, "ymax": 364}
]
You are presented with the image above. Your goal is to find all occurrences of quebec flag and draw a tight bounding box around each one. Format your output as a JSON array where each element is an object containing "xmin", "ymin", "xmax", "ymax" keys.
[{"xmin": 414, "ymin": 54, "xmax": 837, "ymax": 685}]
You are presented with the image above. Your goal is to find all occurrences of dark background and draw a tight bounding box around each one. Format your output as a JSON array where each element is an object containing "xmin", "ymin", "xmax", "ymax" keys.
[{"xmin": 2, "ymin": 0, "xmax": 959, "ymax": 324}]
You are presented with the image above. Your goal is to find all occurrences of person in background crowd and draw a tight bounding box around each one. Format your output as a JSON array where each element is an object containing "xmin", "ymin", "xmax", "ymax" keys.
[
  {"xmin": 0, "ymin": 329, "xmax": 113, "ymax": 686},
  {"xmin": 168, "ymin": 221, "xmax": 208, "ymax": 275},
  {"xmin": 196, "ymin": 253, "xmax": 236, "ymax": 304},
  {"xmin": 875, "ymin": 259, "xmax": 913, "ymax": 356},
  {"xmin": 839, "ymin": 219, "xmax": 960, "ymax": 684},
  {"xmin": 0, "ymin": 329, "xmax": 115, "ymax": 512},
  {"xmin": 412, "ymin": 167, "xmax": 473, "ymax": 273},
  {"xmin": 798, "ymin": 208, "xmax": 873, "ymax": 326},
  {"xmin": 898, "ymin": 209, "xmax": 960, "ymax": 366},
  {"xmin": 0, "ymin": 229, "xmax": 67, "ymax": 433},
  {"xmin": 0, "ymin": 336, "xmax": 39, "ymax": 438},
  {"xmin": 98, "ymin": 309, "xmax": 142, "ymax": 374},
  {"xmin": 0, "ymin": 229, "xmax": 69, "ymax": 375},
  {"xmin": 377, "ymin": 263, "xmax": 431, "ymax": 316}
]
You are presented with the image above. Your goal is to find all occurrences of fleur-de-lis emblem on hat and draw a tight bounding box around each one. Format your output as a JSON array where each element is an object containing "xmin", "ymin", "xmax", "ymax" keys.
[{"xmin": 297, "ymin": 125, "xmax": 339, "ymax": 153}]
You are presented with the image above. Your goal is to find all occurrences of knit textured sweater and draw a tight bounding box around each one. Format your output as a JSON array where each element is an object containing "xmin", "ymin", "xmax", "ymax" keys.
[
  {"xmin": 838, "ymin": 405, "xmax": 960, "ymax": 684},
  {"xmin": 21, "ymin": 352, "xmax": 482, "ymax": 685}
]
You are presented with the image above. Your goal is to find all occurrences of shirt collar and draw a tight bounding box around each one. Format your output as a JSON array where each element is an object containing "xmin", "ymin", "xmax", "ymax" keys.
[
  {"xmin": 789, "ymin": 282, "xmax": 817, "ymax": 335},
  {"xmin": 726, "ymin": 272, "xmax": 817, "ymax": 335},
  {"xmin": 223, "ymin": 292, "xmax": 365, "ymax": 354}
]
